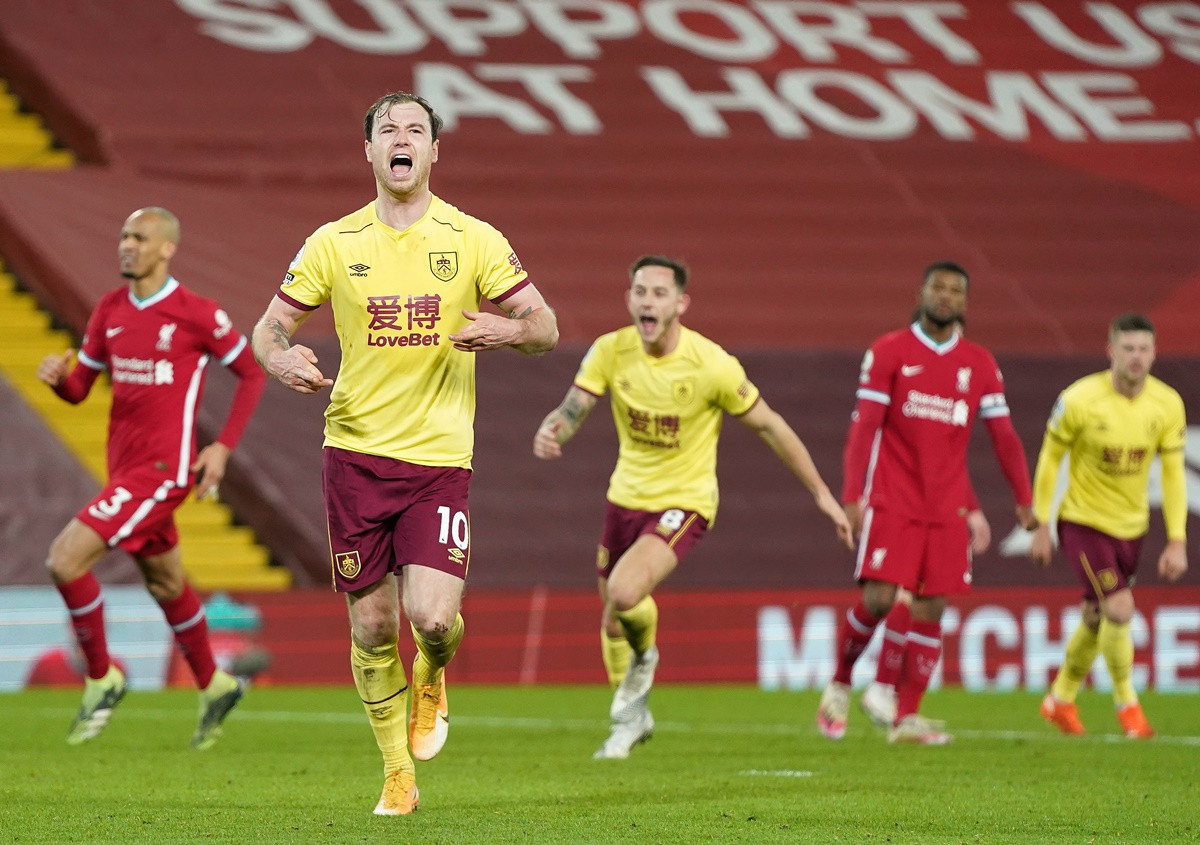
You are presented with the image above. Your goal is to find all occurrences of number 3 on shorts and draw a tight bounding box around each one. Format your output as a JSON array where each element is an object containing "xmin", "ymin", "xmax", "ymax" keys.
[
  {"xmin": 436, "ymin": 505, "xmax": 470, "ymax": 550},
  {"xmin": 88, "ymin": 486, "xmax": 133, "ymax": 520}
]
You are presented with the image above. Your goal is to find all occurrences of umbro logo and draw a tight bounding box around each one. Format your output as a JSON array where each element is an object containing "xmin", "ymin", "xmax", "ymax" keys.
[
  {"xmin": 901, "ymin": 364, "xmax": 924, "ymax": 376},
  {"xmin": 106, "ymin": 327, "xmax": 124, "ymax": 338},
  {"xmin": 348, "ymin": 263, "xmax": 370, "ymax": 277}
]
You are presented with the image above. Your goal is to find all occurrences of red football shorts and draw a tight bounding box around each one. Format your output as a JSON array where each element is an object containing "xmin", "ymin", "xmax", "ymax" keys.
[
  {"xmin": 1057, "ymin": 519, "xmax": 1144, "ymax": 601},
  {"xmin": 595, "ymin": 501, "xmax": 709, "ymax": 578},
  {"xmin": 323, "ymin": 447, "xmax": 472, "ymax": 592},
  {"xmin": 853, "ymin": 505, "xmax": 973, "ymax": 596},
  {"xmin": 76, "ymin": 465, "xmax": 187, "ymax": 558}
]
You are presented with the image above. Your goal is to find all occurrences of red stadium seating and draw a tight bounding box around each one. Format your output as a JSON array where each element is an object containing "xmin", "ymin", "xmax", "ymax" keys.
[{"xmin": 1, "ymin": 1, "xmax": 1197, "ymax": 588}]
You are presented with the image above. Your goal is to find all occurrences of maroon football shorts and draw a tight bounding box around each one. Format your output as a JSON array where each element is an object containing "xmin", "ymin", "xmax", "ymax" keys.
[
  {"xmin": 1057, "ymin": 519, "xmax": 1144, "ymax": 601},
  {"xmin": 854, "ymin": 505, "xmax": 973, "ymax": 596},
  {"xmin": 76, "ymin": 465, "xmax": 187, "ymax": 558},
  {"xmin": 323, "ymin": 447, "xmax": 472, "ymax": 592},
  {"xmin": 595, "ymin": 501, "xmax": 709, "ymax": 578}
]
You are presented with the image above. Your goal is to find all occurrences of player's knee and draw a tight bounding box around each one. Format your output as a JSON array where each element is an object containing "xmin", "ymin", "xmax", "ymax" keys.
[
  {"xmin": 910, "ymin": 595, "xmax": 946, "ymax": 622},
  {"xmin": 862, "ymin": 581, "xmax": 898, "ymax": 618},
  {"xmin": 1101, "ymin": 591, "xmax": 1134, "ymax": 625},
  {"xmin": 353, "ymin": 614, "xmax": 401, "ymax": 648},
  {"xmin": 603, "ymin": 617, "xmax": 622, "ymax": 638},
  {"xmin": 143, "ymin": 578, "xmax": 182, "ymax": 603},
  {"xmin": 45, "ymin": 539, "xmax": 83, "ymax": 584},
  {"xmin": 409, "ymin": 608, "xmax": 457, "ymax": 642},
  {"xmin": 607, "ymin": 586, "xmax": 644, "ymax": 614}
]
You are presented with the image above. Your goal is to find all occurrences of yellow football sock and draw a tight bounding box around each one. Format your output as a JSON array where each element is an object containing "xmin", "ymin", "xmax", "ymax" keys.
[
  {"xmin": 614, "ymin": 595, "xmax": 658, "ymax": 656},
  {"xmin": 601, "ymin": 630, "xmax": 633, "ymax": 688},
  {"xmin": 1098, "ymin": 618, "xmax": 1137, "ymax": 706},
  {"xmin": 350, "ymin": 636, "xmax": 411, "ymax": 775},
  {"xmin": 1051, "ymin": 622, "xmax": 1100, "ymax": 703},
  {"xmin": 412, "ymin": 613, "xmax": 465, "ymax": 687}
]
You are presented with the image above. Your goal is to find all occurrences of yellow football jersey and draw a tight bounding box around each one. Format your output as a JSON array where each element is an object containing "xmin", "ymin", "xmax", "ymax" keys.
[
  {"xmin": 278, "ymin": 197, "xmax": 528, "ymax": 467},
  {"xmin": 575, "ymin": 325, "xmax": 760, "ymax": 523},
  {"xmin": 1034, "ymin": 371, "xmax": 1187, "ymax": 539}
]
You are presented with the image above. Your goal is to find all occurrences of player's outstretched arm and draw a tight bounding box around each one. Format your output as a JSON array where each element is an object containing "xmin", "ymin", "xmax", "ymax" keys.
[
  {"xmin": 252, "ymin": 296, "xmax": 333, "ymax": 395},
  {"xmin": 451, "ymin": 284, "xmax": 558, "ymax": 355},
  {"xmin": 738, "ymin": 398, "xmax": 854, "ymax": 550},
  {"xmin": 533, "ymin": 386, "xmax": 597, "ymax": 460}
]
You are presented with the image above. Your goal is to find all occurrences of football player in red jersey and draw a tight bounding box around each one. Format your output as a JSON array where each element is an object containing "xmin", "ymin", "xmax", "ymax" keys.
[
  {"xmin": 859, "ymin": 315, "xmax": 992, "ymax": 730},
  {"xmin": 37, "ymin": 207, "xmax": 265, "ymax": 749},
  {"xmin": 818, "ymin": 262, "xmax": 1037, "ymax": 744}
]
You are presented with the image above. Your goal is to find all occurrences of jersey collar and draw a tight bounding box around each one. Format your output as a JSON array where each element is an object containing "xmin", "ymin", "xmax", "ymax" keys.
[
  {"xmin": 127, "ymin": 276, "xmax": 179, "ymax": 310},
  {"xmin": 910, "ymin": 321, "xmax": 960, "ymax": 355}
]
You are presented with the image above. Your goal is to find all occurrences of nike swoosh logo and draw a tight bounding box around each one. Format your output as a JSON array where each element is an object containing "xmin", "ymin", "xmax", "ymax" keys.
[
  {"xmin": 901, "ymin": 364, "xmax": 923, "ymax": 376},
  {"xmin": 106, "ymin": 327, "xmax": 124, "ymax": 338}
]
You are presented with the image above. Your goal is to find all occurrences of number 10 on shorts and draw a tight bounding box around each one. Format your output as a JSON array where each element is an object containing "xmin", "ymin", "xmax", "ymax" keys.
[{"xmin": 437, "ymin": 505, "xmax": 469, "ymax": 550}]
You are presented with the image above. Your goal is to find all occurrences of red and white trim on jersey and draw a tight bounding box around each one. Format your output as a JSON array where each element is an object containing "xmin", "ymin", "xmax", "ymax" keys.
[
  {"xmin": 77, "ymin": 349, "xmax": 105, "ymax": 371},
  {"xmin": 177, "ymin": 355, "xmax": 210, "ymax": 486},
  {"xmin": 978, "ymin": 392, "xmax": 1010, "ymax": 419},
  {"xmin": 218, "ymin": 336, "xmax": 248, "ymax": 366},
  {"xmin": 856, "ymin": 387, "xmax": 891, "ymax": 406},
  {"xmin": 130, "ymin": 277, "xmax": 181, "ymax": 310}
]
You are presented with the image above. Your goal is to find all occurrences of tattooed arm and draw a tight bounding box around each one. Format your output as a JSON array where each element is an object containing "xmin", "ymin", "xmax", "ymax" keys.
[
  {"xmin": 533, "ymin": 386, "xmax": 598, "ymax": 460},
  {"xmin": 252, "ymin": 296, "xmax": 333, "ymax": 395},
  {"xmin": 450, "ymin": 283, "xmax": 559, "ymax": 354}
]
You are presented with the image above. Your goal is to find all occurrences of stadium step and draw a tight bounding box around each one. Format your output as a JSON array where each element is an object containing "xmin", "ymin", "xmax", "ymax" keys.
[
  {"xmin": 0, "ymin": 264, "xmax": 291, "ymax": 591},
  {"xmin": 0, "ymin": 78, "xmax": 73, "ymax": 169}
]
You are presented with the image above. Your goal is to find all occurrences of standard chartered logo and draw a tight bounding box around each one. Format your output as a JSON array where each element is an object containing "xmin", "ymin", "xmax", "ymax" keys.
[{"xmin": 901, "ymin": 390, "xmax": 968, "ymax": 427}]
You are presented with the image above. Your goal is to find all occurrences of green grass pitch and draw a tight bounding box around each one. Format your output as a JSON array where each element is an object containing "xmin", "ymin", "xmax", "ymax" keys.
[{"xmin": 3, "ymin": 685, "xmax": 1198, "ymax": 844}]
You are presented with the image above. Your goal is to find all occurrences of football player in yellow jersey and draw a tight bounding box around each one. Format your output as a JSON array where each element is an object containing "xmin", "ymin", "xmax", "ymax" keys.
[
  {"xmin": 533, "ymin": 255, "xmax": 853, "ymax": 759},
  {"xmin": 253, "ymin": 92, "xmax": 557, "ymax": 815},
  {"xmin": 1029, "ymin": 313, "xmax": 1187, "ymax": 738}
]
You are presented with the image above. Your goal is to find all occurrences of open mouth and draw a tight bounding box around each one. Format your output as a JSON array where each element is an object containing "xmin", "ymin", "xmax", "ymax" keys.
[
  {"xmin": 390, "ymin": 153, "xmax": 413, "ymax": 176},
  {"xmin": 639, "ymin": 315, "xmax": 658, "ymax": 332}
]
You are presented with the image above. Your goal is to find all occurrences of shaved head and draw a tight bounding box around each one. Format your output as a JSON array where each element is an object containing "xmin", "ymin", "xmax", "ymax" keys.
[{"xmin": 128, "ymin": 207, "xmax": 181, "ymax": 245}]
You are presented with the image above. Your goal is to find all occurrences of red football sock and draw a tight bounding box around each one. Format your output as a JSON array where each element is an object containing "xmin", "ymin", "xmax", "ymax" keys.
[
  {"xmin": 158, "ymin": 583, "xmax": 217, "ymax": 689},
  {"xmin": 874, "ymin": 601, "xmax": 912, "ymax": 687},
  {"xmin": 56, "ymin": 573, "xmax": 110, "ymax": 680},
  {"xmin": 833, "ymin": 601, "xmax": 882, "ymax": 685},
  {"xmin": 895, "ymin": 619, "xmax": 942, "ymax": 720}
]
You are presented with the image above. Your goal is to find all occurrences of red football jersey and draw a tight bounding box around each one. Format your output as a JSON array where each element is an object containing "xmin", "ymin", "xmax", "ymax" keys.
[
  {"xmin": 76, "ymin": 278, "xmax": 250, "ymax": 483},
  {"xmin": 843, "ymin": 325, "xmax": 1012, "ymax": 521}
]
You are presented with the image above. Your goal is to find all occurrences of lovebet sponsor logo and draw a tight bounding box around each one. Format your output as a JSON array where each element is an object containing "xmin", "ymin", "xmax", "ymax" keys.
[{"xmin": 366, "ymin": 293, "xmax": 443, "ymax": 348}]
